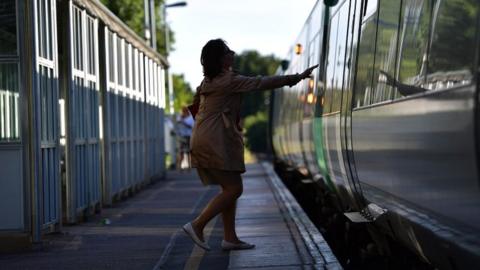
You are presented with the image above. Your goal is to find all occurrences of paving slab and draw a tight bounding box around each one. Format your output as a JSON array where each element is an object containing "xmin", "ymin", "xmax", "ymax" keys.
[{"xmin": 0, "ymin": 163, "xmax": 340, "ymax": 270}]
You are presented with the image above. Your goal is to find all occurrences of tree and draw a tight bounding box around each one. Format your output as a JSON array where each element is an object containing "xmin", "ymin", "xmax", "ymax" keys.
[
  {"xmin": 428, "ymin": 0, "xmax": 478, "ymax": 73},
  {"xmin": 171, "ymin": 74, "xmax": 194, "ymax": 112},
  {"xmin": 155, "ymin": 5, "xmax": 175, "ymax": 56},
  {"xmin": 244, "ymin": 111, "xmax": 268, "ymax": 153},
  {"xmin": 100, "ymin": 0, "xmax": 143, "ymax": 33},
  {"xmin": 100, "ymin": 0, "xmax": 174, "ymax": 56}
]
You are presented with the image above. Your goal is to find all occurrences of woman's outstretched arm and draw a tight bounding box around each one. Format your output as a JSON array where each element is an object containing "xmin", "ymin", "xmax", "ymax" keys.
[{"xmin": 230, "ymin": 65, "xmax": 318, "ymax": 93}]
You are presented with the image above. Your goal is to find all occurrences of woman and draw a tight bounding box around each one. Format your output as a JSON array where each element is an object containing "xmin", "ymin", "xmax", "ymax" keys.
[{"xmin": 183, "ymin": 39, "xmax": 317, "ymax": 251}]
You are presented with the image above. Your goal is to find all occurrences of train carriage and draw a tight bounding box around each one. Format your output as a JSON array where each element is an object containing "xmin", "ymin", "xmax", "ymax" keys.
[{"xmin": 271, "ymin": 0, "xmax": 480, "ymax": 268}]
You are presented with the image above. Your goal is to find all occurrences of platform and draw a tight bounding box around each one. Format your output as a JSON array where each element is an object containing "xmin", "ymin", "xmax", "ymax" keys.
[{"xmin": 0, "ymin": 163, "xmax": 341, "ymax": 270}]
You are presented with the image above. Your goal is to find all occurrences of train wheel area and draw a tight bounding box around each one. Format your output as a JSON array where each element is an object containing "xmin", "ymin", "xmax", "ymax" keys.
[
  {"xmin": 273, "ymin": 161, "xmax": 435, "ymax": 270},
  {"xmin": 0, "ymin": 162, "xmax": 341, "ymax": 270}
]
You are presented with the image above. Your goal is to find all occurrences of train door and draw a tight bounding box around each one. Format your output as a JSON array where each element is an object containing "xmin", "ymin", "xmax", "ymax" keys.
[
  {"xmin": 351, "ymin": 0, "xmax": 480, "ymax": 228},
  {"xmin": 301, "ymin": 3, "xmax": 324, "ymax": 180},
  {"xmin": 292, "ymin": 29, "xmax": 309, "ymax": 169},
  {"xmin": 301, "ymin": 35, "xmax": 321, "ymax": 178},
  {"xmin": 339, "ymin": 0, "xmax": 366, "ymax": 211},
  {"xmin": 322, "ymin": 0, "xmax": 362, "ymax": 210}
]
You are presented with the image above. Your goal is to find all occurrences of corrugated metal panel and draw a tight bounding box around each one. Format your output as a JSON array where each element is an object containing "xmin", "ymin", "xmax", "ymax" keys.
[
  {"xmin": 101, "ymin": 25, "xmax": 166, "ymax": 204},
  {"xmin": 64, "ymin": 3, "xmax": 101, "ymax": 223},
  {"xmin": 34, "ymin": 0, "xmax": 61, "ymax": 231}
]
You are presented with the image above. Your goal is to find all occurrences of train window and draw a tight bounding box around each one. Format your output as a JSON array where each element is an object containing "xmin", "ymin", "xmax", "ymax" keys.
[
  {"xmin": 314, "ymin": 29, "xmax": 325, "ymax": 117},
  {"xmin": 426, "ymin": 0, "xmax": 478, "ymax": 91},
  {"xmin": 371, "ymin": 0, "xmax": 401, "ymax": 104},
  {"xmin": 0, "ymin": 63, "xmax": 19, "ymax": 141},
  {"xmin": 353, "ymin": 7, "xmax": 378, "ymax": 108},
  {"xmin": 0, "ymin": 0, "xmax": 17, "ymax": 55},
  {"xmin": 394, "ymin": 0, "xmax": 431, "ymax": 99},
  {"xmin": 330, "ymin": 3, "xmax": 349, "ymax": 113},
  {"xmin": 304, "ymin": 35, "xmax": 319, "ymax": 117},
  {"xmin": 309, "ymin": 2, "xmax": 323, "ymax": 39},
  {"xmin": 363, "ymin": 0, "xmax": 378, "ymax": 21},
  {"xmin": 342, "ymin": 0, "xmax": 362, "ymax": 108},
  {"xmin": 323, "ymin": 12, "xmax": 339, "ymax": 114}
]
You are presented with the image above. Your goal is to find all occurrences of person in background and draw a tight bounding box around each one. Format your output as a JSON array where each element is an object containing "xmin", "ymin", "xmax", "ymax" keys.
[
  {"xmin": 164, "ymin": 115, "xmax": 177, "ymax": 169},
  {"xmin": 176, "ymin": 107, "xmax": 194, "ymax": 170},
  {"xmin": 182, "ymin": 38, "xmax": 317, "ymax": 251}
]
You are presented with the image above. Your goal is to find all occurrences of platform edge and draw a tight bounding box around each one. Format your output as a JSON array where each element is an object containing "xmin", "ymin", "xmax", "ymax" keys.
[{"xmin": 261, "ymin": 162, "xmax": 342, "ymax": 270}]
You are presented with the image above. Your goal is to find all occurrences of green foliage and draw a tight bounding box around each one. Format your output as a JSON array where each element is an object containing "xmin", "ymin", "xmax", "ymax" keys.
[
  {"xmin": 172, "ymin": 74, "xmax": 193, "ymax": 112},
  {"xmin": 100, "ymin": 0, "xmax": 174, "ymax": 56},
  {"xmin": 429, "ymin": 0, "xmax": 478, "ymax": 72},
  {"xmin": 153, "ymin": 2, "xmax": 176, "ymax": 56},
  {"xmin": 233, "ymin": 50, "xmax": 280, "ymax": 117},
  {"xmin": 100, "ymin": 0, "xmax": 144, "ymax": 34},
  {"xmin": 244, "ymin": 111, "xmax": 268, "ymax": 153}
]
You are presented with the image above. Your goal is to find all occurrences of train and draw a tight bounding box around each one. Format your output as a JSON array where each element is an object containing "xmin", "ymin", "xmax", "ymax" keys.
[
  {"xmin": 0, "ymin": 0, "xmax": 167, "ymax": 247},
  {"xmin": 270, "ymin": 0, "xmax": 480, "ymax": 269}
]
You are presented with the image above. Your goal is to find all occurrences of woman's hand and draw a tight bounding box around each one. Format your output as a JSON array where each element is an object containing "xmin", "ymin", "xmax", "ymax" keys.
[{"xmin": 300, "ymin": 64, "xmax": 319, "ymax": 79}]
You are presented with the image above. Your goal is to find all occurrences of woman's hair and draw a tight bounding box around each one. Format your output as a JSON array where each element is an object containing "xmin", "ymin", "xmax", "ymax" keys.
[{"xmin": 201, "ymin": 39, "xmax": 231, "ymax": 80}]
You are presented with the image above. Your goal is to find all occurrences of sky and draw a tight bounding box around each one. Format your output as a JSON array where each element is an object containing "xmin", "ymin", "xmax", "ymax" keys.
[{"xmin": 167, "ymin": 0, "xmax": 317, "ymax": 88}]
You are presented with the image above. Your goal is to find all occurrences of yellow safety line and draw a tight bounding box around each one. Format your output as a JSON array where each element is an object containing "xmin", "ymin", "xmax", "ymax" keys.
[{"xmin": 183, "ymin": 216, "xmax": 218, "ymax": 270}]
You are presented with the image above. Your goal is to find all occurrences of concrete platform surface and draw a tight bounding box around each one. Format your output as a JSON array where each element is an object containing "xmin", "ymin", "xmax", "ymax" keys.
[{"xmin": 0, "ymin": 162, "xmax": 341, "ymax": 270}]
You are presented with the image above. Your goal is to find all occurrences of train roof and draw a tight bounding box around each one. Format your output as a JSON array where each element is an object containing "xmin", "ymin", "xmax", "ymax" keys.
[{"xmin": 284, "ymin": 0, "xmax": 323, "ymax": 60}]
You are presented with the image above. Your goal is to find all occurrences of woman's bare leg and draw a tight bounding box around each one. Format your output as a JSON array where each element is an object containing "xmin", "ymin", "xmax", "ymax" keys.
[
  {"xmin": 221, "ymin": 201, "xmax": 239, "ymax": 242},
  {"xmin": 191, "ymin": 174, "xmax": 242, "ymax": 241}
]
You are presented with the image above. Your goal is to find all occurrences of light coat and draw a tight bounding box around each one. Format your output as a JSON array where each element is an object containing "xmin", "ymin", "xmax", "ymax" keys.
[{"xmin": 190, "ymin": 70, "xmax": 300, "ymax": 173}]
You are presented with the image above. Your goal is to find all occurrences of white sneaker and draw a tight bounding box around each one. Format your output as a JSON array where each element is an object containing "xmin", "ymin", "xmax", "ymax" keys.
[
  {"xmin": 182, "ymin": 222, "xmax": 211, "ymax": 251},
  {"xmin": 221, "ymin": 240, "xmax": 255, "ymax": 250}
]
